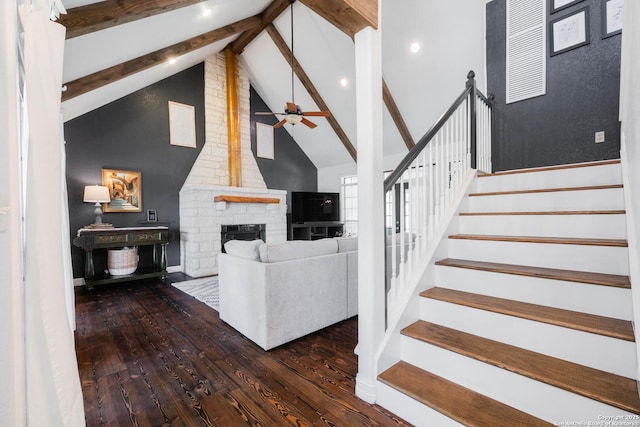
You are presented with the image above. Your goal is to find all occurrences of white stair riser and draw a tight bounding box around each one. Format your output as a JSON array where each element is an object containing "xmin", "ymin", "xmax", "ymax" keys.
[
  {"xmin": 376, "ymin": 382, "xmax": 464, "ymax": 427},
  {"xmin": 419, "ymin": 299, "xmax": 636, "ymax": 378},
  {"xmin": 476, "ymin": 163, "xmax": 622, "ymax": 193},
  {"xmin": 435, "ymin": 266, "xmax": 633, "ymax": 320},
  {"xmin": 401, "ymin": 336, "xmax": 639, "ymax": 424},
  {"xmin": 448, "ymin": 239, "xmax": 629, "ymax": 275},
  {"xmin": 459, "ymin": 214, "xmax": 627, "ymax": 239},
  {"xmin": 466, "ymin": 188, "xmax": 624, "ymax": 212}
]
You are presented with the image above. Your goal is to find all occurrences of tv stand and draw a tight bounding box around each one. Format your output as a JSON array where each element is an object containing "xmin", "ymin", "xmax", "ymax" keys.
[{"xmin": 290, "ymin": 222, "xmax": 343, "ymax": 240}]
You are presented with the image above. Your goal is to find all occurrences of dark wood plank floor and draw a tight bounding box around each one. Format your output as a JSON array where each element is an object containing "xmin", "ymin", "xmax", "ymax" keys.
[{"xmin": 75, "ymin": 278, "xmax": 411, "ymax": 427}]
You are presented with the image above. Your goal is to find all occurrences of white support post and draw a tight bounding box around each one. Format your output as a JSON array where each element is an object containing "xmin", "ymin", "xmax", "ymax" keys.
[{"xmin": 354, "ymin": 22, "xmax": 385, "ymax": 403}]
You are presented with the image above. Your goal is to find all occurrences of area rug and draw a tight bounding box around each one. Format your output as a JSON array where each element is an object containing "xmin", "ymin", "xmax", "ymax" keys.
[{"xmin": 171, "ymin": 276, "xmax": 219, "ymax": 311}]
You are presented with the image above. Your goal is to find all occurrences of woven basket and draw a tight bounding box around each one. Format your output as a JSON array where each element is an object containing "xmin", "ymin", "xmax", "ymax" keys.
[{"xmin": 108, "ymin": 246, "xmax": 138, "ymax": 276}]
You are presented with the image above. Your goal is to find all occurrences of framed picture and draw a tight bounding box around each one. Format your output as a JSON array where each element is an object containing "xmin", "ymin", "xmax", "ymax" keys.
[
  {"xmin": 549, "ymin": 7, "xmax": 590, "ymax": 56},
  {"xmin": 256, "ymin": 122, "xmax": 274, "ymax": 159},
  {"xmin": 550, "ymin": 0, "xmax": 584, "ymax": 14},
  {"xmin": 146, "ymin": 209, "xmax": 157, "ymax": 222},
  {"xmin": 602, "ymin": 0, "xmax": 623, "ymax": 38},
  {"xmin": 101, "ymin": 169, "xmax": 142, "ymax": 213},
  {"xmin": 168, "ymin": 101, "xmax": 196, "ymax": 148}
]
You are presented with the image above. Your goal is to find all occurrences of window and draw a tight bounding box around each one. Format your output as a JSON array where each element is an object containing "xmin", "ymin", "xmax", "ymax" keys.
[{"xmin": 341, "ymin": 175, "xmax": 358, "ymax": 236}]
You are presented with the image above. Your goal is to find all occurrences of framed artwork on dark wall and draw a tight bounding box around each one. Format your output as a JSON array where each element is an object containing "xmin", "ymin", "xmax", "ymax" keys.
[
  {"xmin": 550, "ymin": 0, "xmax": 585, "ymax": 14},
  {"xmin": 549, "ymin": 6, "xmax": 590, "ymax": 56},
  {"xmin": 602, "ymin": 0, "xmax": 623, "ymax": 38},
  {"xmin": 102, "ymin": 169, "xmax": 142, "ymax": 213}
]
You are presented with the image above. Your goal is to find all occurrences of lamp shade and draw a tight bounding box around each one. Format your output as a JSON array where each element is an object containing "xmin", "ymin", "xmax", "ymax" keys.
[{"xmin": 83, "ymin": 185, "xmax": 111, "ymax": 203}]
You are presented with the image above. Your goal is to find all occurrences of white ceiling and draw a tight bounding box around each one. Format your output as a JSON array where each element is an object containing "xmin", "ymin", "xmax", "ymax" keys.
[{"xmin": 61, "ymin": 0, "xmax": 488, "ymax": 171}]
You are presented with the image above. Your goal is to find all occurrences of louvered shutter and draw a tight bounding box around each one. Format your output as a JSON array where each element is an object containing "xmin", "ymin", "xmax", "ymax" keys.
[{"xmin": 506, "ymin": 0, "xmax": 546, "ymax": 104}]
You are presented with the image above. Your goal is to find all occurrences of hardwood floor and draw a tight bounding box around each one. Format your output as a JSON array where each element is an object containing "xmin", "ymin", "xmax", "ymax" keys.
[{"xmin": 75, "ymin": 279, "xmax": 410, "ymax": 427}]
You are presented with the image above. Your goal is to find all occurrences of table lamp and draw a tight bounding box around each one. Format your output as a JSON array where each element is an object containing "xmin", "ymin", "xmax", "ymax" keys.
[{"xmin": 83, "ymin": 185, "xmax": 111, "ymax": 228}]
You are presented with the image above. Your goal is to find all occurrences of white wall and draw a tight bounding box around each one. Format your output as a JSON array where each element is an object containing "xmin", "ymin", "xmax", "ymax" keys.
[{"xmin": 317, "ymin": 0, "xmax": 487, "ymax": 192}]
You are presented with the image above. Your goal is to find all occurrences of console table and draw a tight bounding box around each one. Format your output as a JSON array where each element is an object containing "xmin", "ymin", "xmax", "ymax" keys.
[{"xmin": 73, "ymin": 226, "xmax": 171, "ymax": 288}]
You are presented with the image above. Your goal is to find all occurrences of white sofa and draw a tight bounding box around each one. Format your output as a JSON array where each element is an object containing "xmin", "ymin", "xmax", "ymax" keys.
[{"xmin": 218, "ymin": 237, "xmax": 358, "ymax": 350}]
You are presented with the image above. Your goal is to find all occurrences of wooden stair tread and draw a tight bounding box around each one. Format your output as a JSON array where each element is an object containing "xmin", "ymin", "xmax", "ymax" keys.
[
  {"xmin": 435, "ymin": 258, "xmax": 631, "ymax": 288},
  {"xmin": 448, "ymin": 234, "xmax": 628, "ymax": 247},
  {"xmin": 378, "ymin": 361, "xmax": 553, "ymax": 426},
  {"xmin": 421, "ymin": 287, "xmax": 634, "ymax": 341},
  {"xmin": 460, "ymin": 210, "xmax": 625, "ymax": 216},
  {"xmin": 469, "ymin": 184, "xmax": 622, "ymax": 197},
  {"xmin": 478, "ymin": 159, "xmax": 621, "ymax": 177},
  {"xmin": 402, "ymin": 321, "xmax": 640, "ymax": 414}
]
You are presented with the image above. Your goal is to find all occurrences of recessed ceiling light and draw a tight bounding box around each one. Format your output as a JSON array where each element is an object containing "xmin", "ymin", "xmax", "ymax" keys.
[
  {"xmin": 168, "ymin": 58, "xmax": 177, "ymax": 65},
  {"xmin": 410, "ymin": 42, "xmax": 420, "ymax": 54},
  {"xmin": 340, "ymin": 78, "xmax": 348, "ymax": 87},
  {"xmin": 202, "ymin": 7, "xmax": 212, "ymax": 17}
]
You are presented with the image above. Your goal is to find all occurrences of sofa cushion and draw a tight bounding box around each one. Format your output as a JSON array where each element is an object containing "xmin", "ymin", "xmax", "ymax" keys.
[
  {"xmin": 259, "ymin": 238, "xmax": 338, "ymax": 263},
  {"xmin": 224, "ymin": 239, "xmax": 264, "ymax": 261},
  {"xmin": 335, "ymin": 236, "xmax": 358, "ymax": 253}
]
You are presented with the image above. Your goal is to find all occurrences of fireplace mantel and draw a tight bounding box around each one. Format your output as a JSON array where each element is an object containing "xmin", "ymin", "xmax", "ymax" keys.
[{"xmin": 214, "ymin": 195, "xmax": 280, "ymax": 204}]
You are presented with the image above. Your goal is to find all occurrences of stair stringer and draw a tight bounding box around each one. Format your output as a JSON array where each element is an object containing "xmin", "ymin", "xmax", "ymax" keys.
[
  {"xmin": 620, "ymin": 150, "xmax": 640, "ymax": 390},
  {"xmin": 374, "ymin": 169, "xmax": 477, "ymax": 382}
]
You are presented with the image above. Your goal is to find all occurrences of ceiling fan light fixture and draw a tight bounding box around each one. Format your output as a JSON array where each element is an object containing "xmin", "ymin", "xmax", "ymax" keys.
[{"xmin": 285, "ymin": 114, "xmax": 303, "ymax": 125}]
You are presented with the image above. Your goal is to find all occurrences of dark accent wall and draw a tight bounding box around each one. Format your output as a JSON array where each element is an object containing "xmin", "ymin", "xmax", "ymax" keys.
[
  {"xmin": 249, "ymin": 87, "xmax": 318, "ymax": 210},
  {"xmin": 65, "ymin": 64, "xmax": 205, "ymax": 278},
  {"xmin": 486, "ymin": 0, "xmax": 621, "ymax": 171}
]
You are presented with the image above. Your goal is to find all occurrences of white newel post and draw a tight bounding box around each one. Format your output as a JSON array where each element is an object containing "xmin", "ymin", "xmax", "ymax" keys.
[{"xmin": 354, "ymin": 20, "xmax": 385, "ymax": 403}]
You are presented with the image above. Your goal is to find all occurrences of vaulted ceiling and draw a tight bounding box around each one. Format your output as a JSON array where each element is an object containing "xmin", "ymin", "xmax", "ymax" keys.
[{"xmin": 60, "ymin": 0, "xmax": 487, "ymax": 170}]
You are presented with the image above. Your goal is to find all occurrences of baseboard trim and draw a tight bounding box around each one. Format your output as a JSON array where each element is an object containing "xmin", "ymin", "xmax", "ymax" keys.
[
  {"xmin": 73, "ymin": 277, "xmax": 85, "ymax": 287},
  {"xmin": 167, "ymin": 265, "xmax": 183, "ymax": 273}
]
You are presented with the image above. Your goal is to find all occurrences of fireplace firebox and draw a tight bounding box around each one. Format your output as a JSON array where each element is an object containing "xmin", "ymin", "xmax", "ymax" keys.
[{"xmin": 220, "ymin": 224, "xmax": 266, "ymax": 252}]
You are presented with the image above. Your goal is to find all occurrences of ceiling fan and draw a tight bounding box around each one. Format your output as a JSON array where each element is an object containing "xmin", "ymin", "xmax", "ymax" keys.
[{"xmin": 254, "ymin": 0, "xmax": 330, "ymax": 129}]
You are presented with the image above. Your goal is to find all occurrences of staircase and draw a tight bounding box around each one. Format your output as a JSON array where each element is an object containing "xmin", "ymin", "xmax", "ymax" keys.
[{"xmin": 376, "ymin": 160, "xmax": 640, "ymax": 426}]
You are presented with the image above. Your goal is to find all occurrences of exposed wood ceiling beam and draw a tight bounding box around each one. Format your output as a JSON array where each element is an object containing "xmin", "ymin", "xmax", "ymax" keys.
[
  {"xmin": 59, "ymin": 0, "xmax": 208, "ymax": 39},
  {"xmin": 62, "ymin": 15, "xmax": 261, "ymax": 102},
  {"xmin": 266, "ymin": 23, "xmax": 357, "ymax": 162},
  {"xmin": 230, "ymin": 0, "xmax": 291, "ymax": 54},
  {"xmin": 299, "ymin": 0, "xmax": 377, "ymax": 38},
  {"xmin": 382, "ymin": 79, "xmax": 415, "ymax": 150}
]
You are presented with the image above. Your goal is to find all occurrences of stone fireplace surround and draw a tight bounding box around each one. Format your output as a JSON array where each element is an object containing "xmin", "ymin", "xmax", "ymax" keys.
[{"xmin": 179, "ymin": 185, "xmax": 287, "ymax": 278}]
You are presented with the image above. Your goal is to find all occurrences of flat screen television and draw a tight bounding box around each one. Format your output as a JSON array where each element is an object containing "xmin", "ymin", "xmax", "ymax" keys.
[{"xmin": 291, "ymin": 192, "xmax": 340, "ymax": 223}]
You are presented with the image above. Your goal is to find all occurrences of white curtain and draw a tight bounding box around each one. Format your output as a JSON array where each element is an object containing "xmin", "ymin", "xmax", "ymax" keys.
[
  {"xmin": 20, "ymin": 3, "xmax": 85, "ymax": 425},
  {"xmin": 0, "ymin": 0, "xmax": 26, "ymax": 425}
]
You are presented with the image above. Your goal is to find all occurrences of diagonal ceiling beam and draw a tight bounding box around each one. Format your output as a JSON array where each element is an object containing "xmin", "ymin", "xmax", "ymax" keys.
[
  {"xmin": 230, "ymin": 0, "xmax": 291, "ymax": 54},
  {"xmin": 299, "ymin": 0, "xmax": 377, "ymax": 38},
  {"xmin": 62, "ymin": 15, "xmax": 261, "ymax": 102},
  {"xmin": 383, "ymin": 78, "xmax": 415, "ymax": 150},
  {"xmin": 58, "ymin": 0, "xmax": 209, "ymax": 39},
  {"xmin": 266, "ymin": 23, "xmax": 357, "ymax": 162}
]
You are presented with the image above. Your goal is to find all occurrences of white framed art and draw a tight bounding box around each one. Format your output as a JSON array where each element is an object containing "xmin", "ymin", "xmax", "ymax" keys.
[
  {"xmin": 256, "ymin": 122, "xmax": 274, "ymax": 159},
  {"xmin": 168, "ymin": 101, "xmax": 196, "ymax": 148}
]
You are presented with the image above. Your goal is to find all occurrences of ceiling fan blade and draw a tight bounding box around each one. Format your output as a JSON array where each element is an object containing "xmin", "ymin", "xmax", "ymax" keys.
[
  {"xmin": 273, "ymin": 119, "xmax": 287, "ymax": 128},
  {"xmin": 286, "ymin": 102, "xmax": 297, "ymax": 112},
  {"xmin": 300, "ymin": 117, "xmax": 317, "ymax": 128},
  {"xmin": 302, "ymin": 111, "xmax": 330, "ymax": 117},
  {"xmin": 254, "ymin": 112, "xmax": 282, "ymax": 115}
]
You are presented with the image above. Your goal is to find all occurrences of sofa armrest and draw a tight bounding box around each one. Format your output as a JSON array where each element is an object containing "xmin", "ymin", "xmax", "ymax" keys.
[{"xmin": 218, "ymin": 252, "xmax": 348, "ymax": 350}]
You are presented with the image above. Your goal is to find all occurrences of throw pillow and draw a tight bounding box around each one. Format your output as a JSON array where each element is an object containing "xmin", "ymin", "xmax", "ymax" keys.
[{"xmin": 224, "ymin": 239, "xmax": 264, "ymax": 261}]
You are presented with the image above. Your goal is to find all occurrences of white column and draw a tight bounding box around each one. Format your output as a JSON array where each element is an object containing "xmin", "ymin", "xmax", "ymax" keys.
[
  {"xmin": 354, "ymin": 20, "xmax": 385, "ymax": 403},
  {"xmin": 0, "ymin": 1, "xmax": 25, "ymax": 425}
]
